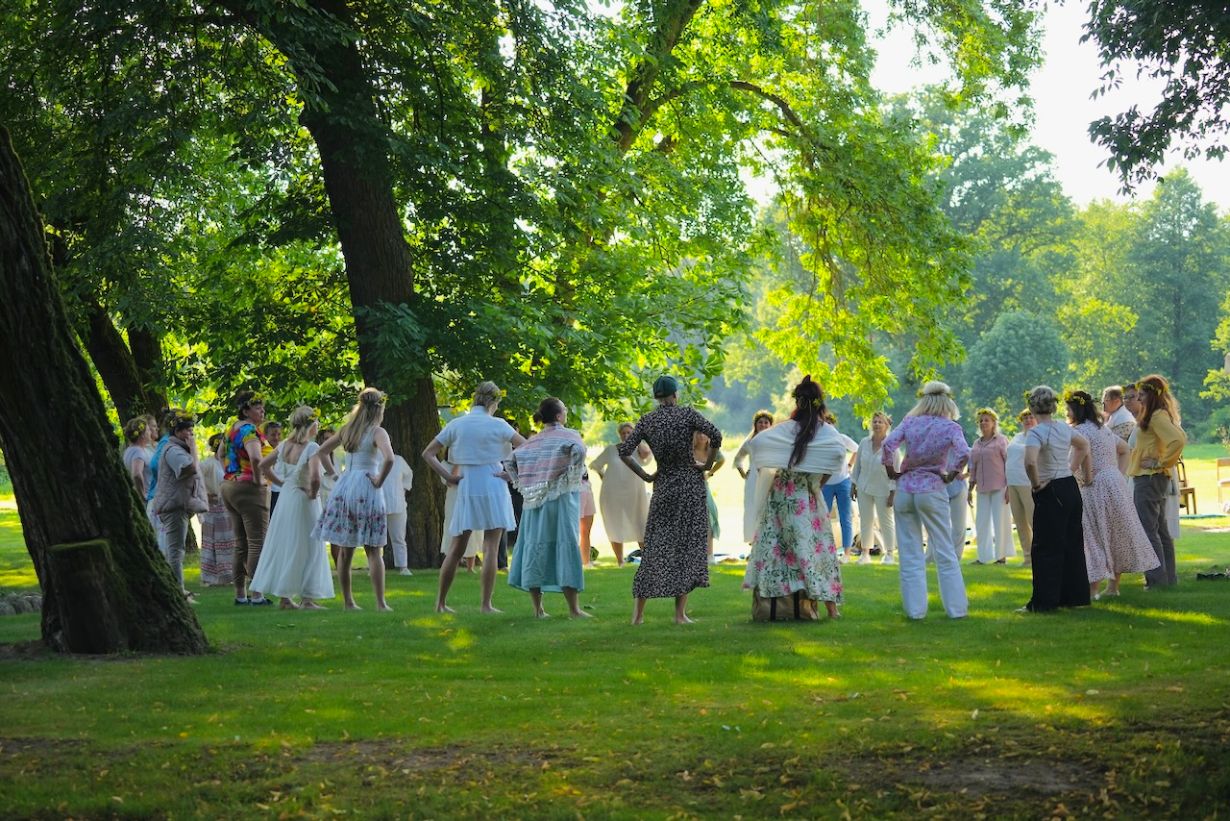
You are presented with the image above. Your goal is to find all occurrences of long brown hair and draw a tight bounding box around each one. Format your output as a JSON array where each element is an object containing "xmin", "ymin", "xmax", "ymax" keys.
[
  {"xmin": 1136, "ymin": 374, "xmax": 1180, "ymax": 431},
  {"xmin": 788, "ymin": 376, "xmax": 825, "ymax": 468}
]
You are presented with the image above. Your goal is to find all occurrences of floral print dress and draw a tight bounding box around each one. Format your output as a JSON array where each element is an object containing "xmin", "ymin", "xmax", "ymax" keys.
[{"xmin": 743, "ymin": 470, "xmax": 843, "ymax": 603}]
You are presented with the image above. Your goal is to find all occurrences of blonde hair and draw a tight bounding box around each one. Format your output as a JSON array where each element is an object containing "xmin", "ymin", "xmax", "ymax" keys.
[
  {"xmin": 123, "ymin": 416, "xmax": 149, "ymax": 444},
  {"xmin": 1026, "ymin": 385, "xmax": 1059, "ymax": 416},
  {"xmin": 908, "ymin": 381, "xmax": 959, "ymax": 420},
  {"xmin": 287, "ymin": 405, "xmax": 319, "ymax": 445},
  {"xmin": 473, "ymin": 381, "xmax": 502, "ymax": 408},
  {"xmin": 870, "ymin": 410, "xmax": 892, "ymax": 429},
  {"xmin": 339, "ymin": 388, "xmax": 386, "ymax": 452},
  {"xmin": 975, "ymin": 407, "xmax": 999, "ymax": 434}
]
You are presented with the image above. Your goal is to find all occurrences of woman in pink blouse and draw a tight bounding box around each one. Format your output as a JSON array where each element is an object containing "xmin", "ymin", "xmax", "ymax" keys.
[
  {"xmin": 968, "ymin": 409, "xmax": 1012, "ymax": 565},
  {"xmin": 882, "ymin": 381, "xmax": 970, "ymax": 619}
]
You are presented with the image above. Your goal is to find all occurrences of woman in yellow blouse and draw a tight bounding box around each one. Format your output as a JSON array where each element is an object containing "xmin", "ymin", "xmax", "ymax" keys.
[{"xmin": 1128, "ymin": 374, "xmax": 1186, "ymax": 589}]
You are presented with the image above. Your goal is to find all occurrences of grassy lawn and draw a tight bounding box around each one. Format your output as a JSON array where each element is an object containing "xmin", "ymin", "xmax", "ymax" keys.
[{"xmin": 2, "ymin": 461, "xmax": 1230, "ymax": 817}]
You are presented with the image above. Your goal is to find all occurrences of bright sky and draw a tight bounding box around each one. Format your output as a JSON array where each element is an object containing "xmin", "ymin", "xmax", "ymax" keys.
[{"xmin": 869, "ymin": 0, "xmax": 1229, "ymax": 212}]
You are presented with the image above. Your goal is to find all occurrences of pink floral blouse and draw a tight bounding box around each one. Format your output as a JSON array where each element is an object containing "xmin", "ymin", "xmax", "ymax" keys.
[{"xmin": 881, "ymin": 415, "xmax": 970, "ymax": 494}]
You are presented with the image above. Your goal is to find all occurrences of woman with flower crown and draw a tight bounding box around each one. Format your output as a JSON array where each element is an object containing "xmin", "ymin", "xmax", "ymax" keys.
[
  {"xmin": 968, "ymin": 408, "xmax": 1012, "ymax": 565},
  {"xmin": 423, "ymin": 381, "xmax": 527, "ymax": 613},
  {"xmin": 1127, "ymin": 374, "xmax": 1186, "ymax": 589},
  {"xmin": 741, "ymin": 376, "xmax": 847, "ymax": 619},
  {"xmin": 1064, "ymin": 390, "xmax": 1158, "ymax": 599},
  {"xmin": 882, "ymin": 381, "xmax": 970, "ymax": 619},
  {"xmin": 313, "ymin": 388, "xmax": 396, "ymax": 611},
  {"xmin": 250, "ymin": 406, "xmax": 335, "ymax": 609}
]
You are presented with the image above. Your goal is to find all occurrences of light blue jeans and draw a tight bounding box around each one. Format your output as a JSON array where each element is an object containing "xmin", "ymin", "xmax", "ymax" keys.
[
  {"xmin": 895, "ymin": 489, "xmax": 968, "ymax": 619},
  {"xmin": 822, "ymin": 477, "xmax": 854, "ymax": 551}
]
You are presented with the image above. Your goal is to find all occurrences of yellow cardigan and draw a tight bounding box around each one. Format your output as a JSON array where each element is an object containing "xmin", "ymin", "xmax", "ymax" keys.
[{"xmin": 1128, "ymin": 411, "xmax": 1186, "ymax": 477}]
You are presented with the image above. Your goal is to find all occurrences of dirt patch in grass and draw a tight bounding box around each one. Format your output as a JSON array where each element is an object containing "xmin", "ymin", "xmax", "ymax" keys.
[
  {"xmin": 296, "ymin": 738, "xmax": 561, "ymax": 772},
  {"xmin": 908, "ymin": 757, "xmax": 1098, "ymax": 796}
]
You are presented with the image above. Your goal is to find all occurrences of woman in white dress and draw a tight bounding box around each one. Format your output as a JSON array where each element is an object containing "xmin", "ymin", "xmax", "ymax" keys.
[
  {"xmin": 250, "ymin": 406, "xmax": 334, "ymax": 609},
  {"xmin": 850, "ymin": 411, "xmax": 899, "ymax": 565},
  {"xmin": 732, "ymin": 410, "xmax": 775, "ymax": 545},
  {"xmin": 438, "ymin": 456, "xmax": 483, "ymax": 569},
  {"xmin": 313, "ymin": 388, "xmax": 395, "ymax": 612},
  {"xmin": 423, "ymin": 381, "xmax": 527, "ymax": 613},
  {"xmin": 589, "ymin": 423, "xmax": 651, "ymax": 565}
]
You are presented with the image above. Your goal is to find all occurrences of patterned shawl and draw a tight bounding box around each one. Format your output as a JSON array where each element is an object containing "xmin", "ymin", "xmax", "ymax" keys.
[{"xmin": 505, "ymin": 424, "xmax": 587, "ymax": 510}]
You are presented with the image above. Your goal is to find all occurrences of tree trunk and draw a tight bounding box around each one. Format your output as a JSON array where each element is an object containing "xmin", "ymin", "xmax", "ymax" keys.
[
  {"xmin": 0, "ymin": 126, "xmax": 207, "ymax": 654},
  {"xmin": 220, "ymin": 0, "xmax": 446, "ymax": 566},
  {"xmin": 81, "ymin": 301, "xmax": 164, "ymax": 423}
]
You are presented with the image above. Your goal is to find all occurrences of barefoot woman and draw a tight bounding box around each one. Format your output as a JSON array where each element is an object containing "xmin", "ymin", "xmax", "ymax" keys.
[{"xmin": 619, "ymin": 376, "xmax": 722, "ymax": 625}]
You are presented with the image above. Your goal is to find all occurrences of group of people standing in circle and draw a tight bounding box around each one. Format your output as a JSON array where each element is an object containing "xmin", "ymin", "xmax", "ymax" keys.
[
  {"xmin": 119, "ymin": 367, "xmax": 1186, "ymax": 624},
  {"xmin": 733, "ymin": 374, "xmax": 1186, "ymax": 621}
]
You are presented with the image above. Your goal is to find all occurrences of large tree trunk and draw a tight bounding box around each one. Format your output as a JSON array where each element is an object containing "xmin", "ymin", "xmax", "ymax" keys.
[
  {"xmin": 0, "ymin": 126, "xmax": 207, "ymax": 654},
  {"xmin": 221, "ymin": 0, "xmax": 446, "ymax": 566},
  {"xmin": 80, "ymin": 302, "xmax": 166, "ymax": 423}
]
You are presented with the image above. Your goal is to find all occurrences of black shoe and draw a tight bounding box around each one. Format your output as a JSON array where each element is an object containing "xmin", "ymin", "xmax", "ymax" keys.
[
  {"xmin": 249, "ymin": 596, "xmax": 273, "ymax": 606},
  {"xmin": 234, "ymin": 597, "xmax": 251, "ymax": 606}
]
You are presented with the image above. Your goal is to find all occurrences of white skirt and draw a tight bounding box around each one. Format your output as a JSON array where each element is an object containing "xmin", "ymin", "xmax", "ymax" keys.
[{"xmin": 449, "ymin": 463, "xmax": 515, "ymax": 536}]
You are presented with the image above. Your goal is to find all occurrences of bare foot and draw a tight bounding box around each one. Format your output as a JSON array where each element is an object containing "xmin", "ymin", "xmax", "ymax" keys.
[
  {"xmin": 480, "ymin": 605, "xmax": 503, "ymax": 614},
  {"xmin": 376, "ymin": 604, "xmax": 394, "ymax": 613},
  {"xmin": 570, "ymin": 609, "xmax": 593, "ymax": 619},
  {"xmin": 301, "ymin": 602, "xmax": 325, "ymax": 611},
  {"xmin": 435, "ymin": 604, "xmax": 456, "ymax": 614},
  {"xmin": 345, "ymin": 602, "xmax": 362, "ymax": 611},
  {"xmin": 535, "ymin": 610, "xmax": 550, "ymax": 619},
  {"xmin": 630, "ymin": 616, "xmax": 644, "ymax": 625},
  {"xmin": 675, "ymin": 614, "xmax": 695, "ymax": 624},
  {"xmin": 279, "ymin": 598, "xmax": 299, "ymax": 610}
]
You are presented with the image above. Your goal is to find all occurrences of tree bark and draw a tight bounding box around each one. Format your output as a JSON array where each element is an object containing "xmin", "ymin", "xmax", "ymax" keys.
[
  {"xmin": 0, "ymin": 126, "xmax": 207, "ymax": 654},
  {"xmin": 80, "ymin": 301, "xmax": 165, "ymax": 424},
  {"xmin": 219, "ymin": 0, "xmax": 446, "ymax": 566}
]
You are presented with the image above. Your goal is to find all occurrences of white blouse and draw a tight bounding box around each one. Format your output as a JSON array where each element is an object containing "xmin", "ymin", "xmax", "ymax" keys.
[{"xmin": 434, "ymin": 407, "xmax": 517, "ymax": 465}]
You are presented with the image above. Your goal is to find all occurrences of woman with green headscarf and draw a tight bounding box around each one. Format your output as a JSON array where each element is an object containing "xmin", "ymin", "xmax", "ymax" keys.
[{"xmin": 618, "ymin": 375, "xmax": 723, "ymax": 624}]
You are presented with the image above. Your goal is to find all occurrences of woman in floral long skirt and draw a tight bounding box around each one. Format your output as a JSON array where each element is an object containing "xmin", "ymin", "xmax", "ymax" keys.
[
  {"xmin": 741, "ymin": 376, "xmax": 848, "ymax": 618},
  {"xmin": 198, "ymin": 432, "xmax": 236, "ymax": 586}
]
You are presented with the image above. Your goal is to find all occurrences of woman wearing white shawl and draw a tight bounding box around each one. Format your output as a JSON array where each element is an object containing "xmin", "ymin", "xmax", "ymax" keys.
[
  {"xmin": 742, "ymin": 377, "xmax": 847, "ymax": 619},
  {"xmin": 505, "ymin": 398, "xmax": 591, "ymax": 618}
]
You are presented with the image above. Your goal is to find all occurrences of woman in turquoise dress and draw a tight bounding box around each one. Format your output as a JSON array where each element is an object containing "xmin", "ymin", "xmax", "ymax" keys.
[{"xmin": 506, "ymin": 398, "xmax": 590, "ymax": 618}]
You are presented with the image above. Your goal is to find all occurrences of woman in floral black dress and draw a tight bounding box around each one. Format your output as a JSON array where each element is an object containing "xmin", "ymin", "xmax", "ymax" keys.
[{"xmin": 619, "ymin": 376, "xmax": 723, "ymax": 624}]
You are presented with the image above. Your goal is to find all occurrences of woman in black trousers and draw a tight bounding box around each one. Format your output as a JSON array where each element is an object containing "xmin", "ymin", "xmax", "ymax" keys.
[{"xmin": 1021, "ymin": 386, "xmax": 1093, "ymax": 612}]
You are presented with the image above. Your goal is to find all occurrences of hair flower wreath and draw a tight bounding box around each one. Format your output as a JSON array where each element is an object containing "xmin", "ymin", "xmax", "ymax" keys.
[
  {"xmin": 1063, "ymin": 390, "xmax": 1086, "ymax": 406},
  {"xmin": 1139, "ymin": 379, "xmax": 1167, "ymax": 396}
]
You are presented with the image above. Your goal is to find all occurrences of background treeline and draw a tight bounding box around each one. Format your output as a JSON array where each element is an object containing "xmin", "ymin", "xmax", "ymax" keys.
[
  {"xmin": 0, "ymin": 1, "xmax": 1225, "ymax": 453},
  {"xmin": 711, "ymin": 94, "xmax": 1230, "ymax": 442}
]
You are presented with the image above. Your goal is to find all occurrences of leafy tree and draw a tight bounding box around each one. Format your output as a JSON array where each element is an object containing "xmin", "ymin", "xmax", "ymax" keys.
[
  {"xmin": 965, "ymin": 310, "xmax": 1069, "ymax": 419},
  {"xmin": 1056, "ymin": 199, "xmax": 1140, "ymax": 390},
  {"xmin": 1123, "ymin": 170, "xmax": 1230, "ymax": 428},
  {"xmin": 1202, "ymin": 292, "xmax": 1230, "ymax": 403},
  {"xmin": 0, "ymin": 127, "xmax": 206, "ymax": 654},
  {"xmin": 1083, "ymin": 0, "xmax": 1230, "ymax": 187}
]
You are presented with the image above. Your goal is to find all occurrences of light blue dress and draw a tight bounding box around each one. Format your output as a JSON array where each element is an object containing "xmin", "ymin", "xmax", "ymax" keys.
[{"xmin": 508, "ymin": 490, "xmax": 585, "ymax": 593}]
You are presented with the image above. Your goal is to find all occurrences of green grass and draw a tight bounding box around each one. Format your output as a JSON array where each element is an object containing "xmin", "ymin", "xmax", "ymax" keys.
[{"xmin": 2, "ymin": 489, "xmax": 1230, "ymax": 817}]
